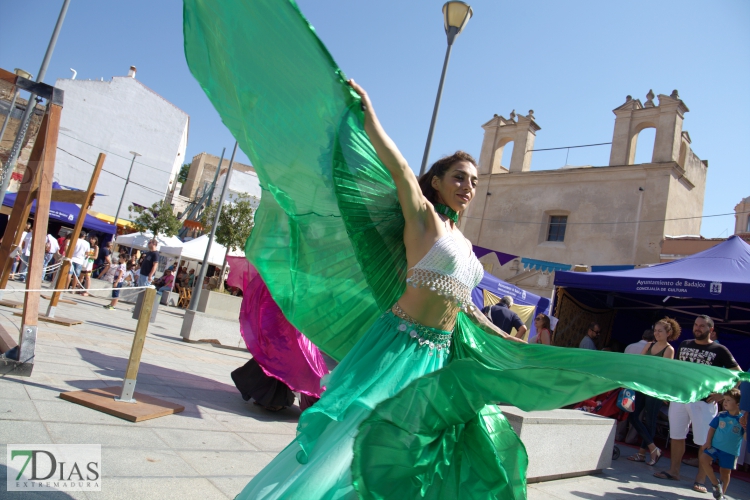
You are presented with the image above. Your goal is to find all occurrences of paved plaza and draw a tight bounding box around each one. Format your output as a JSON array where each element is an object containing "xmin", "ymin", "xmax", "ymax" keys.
[{"xmin": 1, "ymin": 281, "xmax": 748, "ymax": 499}]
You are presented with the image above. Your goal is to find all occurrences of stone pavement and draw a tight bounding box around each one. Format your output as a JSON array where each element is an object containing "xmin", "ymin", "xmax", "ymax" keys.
[{"xmin": 1, "ymin": 280, "xmax": 748, "ymax": 499}]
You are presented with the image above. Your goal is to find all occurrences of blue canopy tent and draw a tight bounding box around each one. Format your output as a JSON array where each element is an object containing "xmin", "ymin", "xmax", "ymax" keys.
[
  {"xmin": 554, "ymin": 235, "xmax": 750, "ymax": 368},
  {"xmin": 3, "ymin": 182, "xmax": 116, "ymax": 235},
  {"xmin": 472, "ymin": 271, "xmax": 552, "ymax": 339}
]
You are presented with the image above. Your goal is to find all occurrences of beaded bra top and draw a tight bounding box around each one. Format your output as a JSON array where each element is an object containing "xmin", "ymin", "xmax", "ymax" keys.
[{"xmin": 405, "ymin": 233, "xmax": 484, "ymax": 312}]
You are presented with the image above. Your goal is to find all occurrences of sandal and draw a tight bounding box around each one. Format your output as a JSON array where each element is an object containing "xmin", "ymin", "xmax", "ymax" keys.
[
  {"xmin": 692, "ymin": 482, "xmax": 708, "ymax": 494},
  {"xmin": 646, "ymin": 447, "xmax": 662, "ymax": 466},
  {"xmin": 712, "ymin": 480, "xmax": 723, "ymax": 499},
  {"xmin": 627, "ymin": 452, "xmax": 646, "ymax": 462},
  {"xmin": 653, "ymin": 471, "xmax": 679, "ymax": 480}
]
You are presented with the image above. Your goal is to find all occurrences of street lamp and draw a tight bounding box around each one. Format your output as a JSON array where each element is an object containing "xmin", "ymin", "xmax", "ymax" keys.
[
  {"xmin": 112, "ymin": 151, "xmax": 141, "ymax": 233},
  {"xmin": 419, "ymin": 1, "xmax": 473, "ymax": 176}
]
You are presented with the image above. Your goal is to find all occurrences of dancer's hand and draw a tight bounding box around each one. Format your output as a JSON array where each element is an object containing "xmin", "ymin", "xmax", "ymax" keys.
[{"xmin": 349, "ymin": 79, "xmax": 375, "ymax": 122}]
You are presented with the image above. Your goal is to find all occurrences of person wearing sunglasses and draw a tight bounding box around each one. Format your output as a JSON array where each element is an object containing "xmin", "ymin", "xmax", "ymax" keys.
[
  {"xmin": 531, "ymin": 314, "xmax": 553, "ymax": 345},
  {"xmin": 579, "ymin": 322, "xmax": 601, "ymax": 350}
]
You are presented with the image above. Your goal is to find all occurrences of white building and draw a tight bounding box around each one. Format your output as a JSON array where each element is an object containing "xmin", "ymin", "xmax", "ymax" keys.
[
  {"xmin": 213, "ymin": 170, "xmax": 261, "ymax": 210},
  {"xmin": 54, "ymin": 66, "xmax": 189, "ymax": 218}
]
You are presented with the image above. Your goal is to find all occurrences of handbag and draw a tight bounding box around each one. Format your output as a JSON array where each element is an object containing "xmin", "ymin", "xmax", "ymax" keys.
[{"xmin": 617, "ymin": 388, "xmax": 636, "ymax": 413}]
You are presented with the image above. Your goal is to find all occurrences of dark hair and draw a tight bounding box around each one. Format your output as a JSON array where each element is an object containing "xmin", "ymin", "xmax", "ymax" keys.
[
  {"xmin": 418, "ymin": 151, "xmax": 477, "ymax": 205},
  {"xmin": 697, "ymin": 315, "xmax": 714, "ymax": 329},
  {"xmin": 126, "ymin": 262, "xmax": 134, "ymax": 270},
  {"xmin": 655, "ymin": 317, "xmax": 681, "ymax": 342},
  {"xmin": 588, "ymin": 322, "xmax": 600, "ymax": 332},
  {"xmin": 536, "ymin": 313, "xmax": 551, "ymax": 332},
  {"xmin": 642, "ymin": 329, "xmax": 654, "ymax": 341},
  {"xmin": 724, "ymin": 388, "xmax": 741, "ymax": 404}
]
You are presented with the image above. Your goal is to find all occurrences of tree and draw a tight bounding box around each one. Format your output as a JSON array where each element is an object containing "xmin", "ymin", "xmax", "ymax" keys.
[
  {"xmin": 177, "ymin": 163, "xmax": 191, "ymax": 184},
  {"xmin": 129, "ymin": 200, "xmax": 182, "ymax": 239},
  {"xmin": 200, "ymin": 193, "xmax": 256, "ymax": 290}
]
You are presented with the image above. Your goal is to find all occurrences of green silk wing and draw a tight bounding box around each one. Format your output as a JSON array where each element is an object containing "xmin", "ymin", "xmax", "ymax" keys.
[{"xmin": 183, "ymin": 0, "xmax": 405, "ymax": 361}]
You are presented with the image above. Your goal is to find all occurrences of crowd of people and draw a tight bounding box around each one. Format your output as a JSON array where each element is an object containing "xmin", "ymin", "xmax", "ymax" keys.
[{"xmin": 481, "ymin": 296, "xmax": 746, "ymax": 498}]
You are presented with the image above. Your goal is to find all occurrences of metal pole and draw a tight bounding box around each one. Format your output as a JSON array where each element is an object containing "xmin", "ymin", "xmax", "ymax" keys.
[
  {"xmin": 419, "ymin": 27, "xmax": 459, "ymax": 177},
  {"xmin": 112, "ymin": 152, "xmax": 140, "ymax": 230},
  {"xmin": 188, "ymin": 142, "xmax": 237, "ymax": 311},
  {"xmin": 0, "ymin": 0, "xmax": 71, "ymax": 205}
]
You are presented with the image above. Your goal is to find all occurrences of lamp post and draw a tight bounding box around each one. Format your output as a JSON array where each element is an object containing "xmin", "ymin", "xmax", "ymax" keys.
[
  {"xmin": 419, "ymin": 1, "xmax": 473, "ymax": 176},
  {"xmin": 113, "ymin": 151, "xmax": 141, "ymax": 232}
]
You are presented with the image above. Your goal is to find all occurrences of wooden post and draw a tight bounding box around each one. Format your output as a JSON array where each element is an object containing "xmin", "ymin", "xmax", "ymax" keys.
[
  {"xmin": 116, "ymin": 287, "xmax": 156, "ymax": 403},
  {"xmin": 0, "ymin": 124, "xmax": 46, "ymax": 301},
  {"xmin": 15, "ymin": 104, "xmax": 62, "ymax": 371},
  {"xmin": 46, "ymin": 152, "xmax": 106, "ymax": 318}
]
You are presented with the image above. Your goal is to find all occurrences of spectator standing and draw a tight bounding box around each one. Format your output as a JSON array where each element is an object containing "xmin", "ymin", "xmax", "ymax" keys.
[
  {"xmin": 625, "ymin": 329, "xmax": 655, "ymax": 354},
  {"xmin": 103, "ymin": 255, "xmax": 128, "ymax": 310},
  {"xmin": 627, "ymin": 318, "xmax": 680, "ymax": 466},
  {"xmin": 43, "ymin": 234, "xmax": 59, "ymax": 281},
  {"xmin": 530, "ymin": 313, "xmax": 553, "ymax": 345},
  {"xmin": 16, "ymin": 224, "xmax": 34, "ymax": 281},
  {"xmin": 138, "ymin": 239, "xmax": 159, "ymax": 287},
  {"xmin": 66, "ymin": 232, "xmax": 90, "ymax": 293},
  {"xmin": 94, "ymin": 240, "xmax": 112, "ymax": 279},
  {"xmin": 699, "ymin": 389, "xmax": 746, "ymax": 499},
  {"xmin": 482, "ymin": 296, "xmax": 527, "ymax": 339},
  {"xmin": 187, "ymin": 269, "xmax": 196, "ymax": 288},
  {"xmin": 654, "ymin": 315, "xmax": 742, "ymax": 494},
  {"xmin": 12, "ymin": 222, "xmax": 32, "ymax": 278},
  {"xmin": 79, "ymin": 235, "xmax": 99, "ymax": 295},
  {"xmin": 579, "ymin": 322, "xmax": 601, "ymax": 350}
]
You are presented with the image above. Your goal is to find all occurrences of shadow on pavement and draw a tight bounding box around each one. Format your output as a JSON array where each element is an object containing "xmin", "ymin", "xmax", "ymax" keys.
[
  {"xmin": 1, "ymin": 464, "xmax": 77, "ymax": 499},
  {"xmin": 67, "ymin": 348, "xmax": 301, "ymax": 422}
]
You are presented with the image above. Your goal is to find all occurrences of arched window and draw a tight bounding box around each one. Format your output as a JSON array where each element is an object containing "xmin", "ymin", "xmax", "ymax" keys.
[
  {"xmin": 492, "ymin": 138, "xmax": 514, "ymax": 171},
  {"xmin": 633, "ymin": 126, "xmax": 656, "ymax": 164}
]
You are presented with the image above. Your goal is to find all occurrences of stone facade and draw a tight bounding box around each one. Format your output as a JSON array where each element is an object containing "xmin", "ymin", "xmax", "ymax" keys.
[
  {"xmin": 462, "ymin": 91, "xmax": 708, "ymax": 297},
  {"xmin": 180, "ymin": 152, "xmax": 254, "ymax": 200},
  {"xmin": 735, "ymin": 196, "xmax": 750, "ymax": 236}
]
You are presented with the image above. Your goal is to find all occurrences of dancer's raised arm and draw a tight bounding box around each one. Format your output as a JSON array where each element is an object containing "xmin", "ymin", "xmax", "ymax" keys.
[{"xmin": 349, "ymin": 80, "xmax": 427, "ymax": 226}]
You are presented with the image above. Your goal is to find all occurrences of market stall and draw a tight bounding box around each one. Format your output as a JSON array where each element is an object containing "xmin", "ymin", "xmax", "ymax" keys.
[
  {"xmin": 472, "ymin": 272, "xmax": 552, "ymax": 341},
  {"xmin": 554, "ymin": 235, "xmax": 750, "ymax": 368}
]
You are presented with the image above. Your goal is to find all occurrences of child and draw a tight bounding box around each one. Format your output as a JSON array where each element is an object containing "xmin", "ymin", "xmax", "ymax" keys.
[
  {"xmin": 699, "ymin": 388, "xmax": 746, "ymax": 499},
  {"xmin": 103, "ymin": 257, "xmax": 129, "ymax": 310}
]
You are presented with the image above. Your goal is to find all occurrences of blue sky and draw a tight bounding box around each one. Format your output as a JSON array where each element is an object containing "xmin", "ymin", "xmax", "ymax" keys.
[{"xmin": 2, "ymin": 0, "xmax": 748, "ymax": 237}]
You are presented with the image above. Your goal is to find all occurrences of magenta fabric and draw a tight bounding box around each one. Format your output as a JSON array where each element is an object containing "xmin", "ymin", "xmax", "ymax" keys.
[{"xmin": 227, "ymin": 256, "xmax": 328, "ymax": 397}]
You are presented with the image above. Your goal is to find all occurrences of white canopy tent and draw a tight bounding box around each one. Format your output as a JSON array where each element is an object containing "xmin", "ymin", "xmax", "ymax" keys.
[
  {"xmin": 115, "ymin": 231, "xmax": 184, "ymax": 251},
  {"xmin": 160, "ymin": 234, "xmax": 244, "ymax": 267}
]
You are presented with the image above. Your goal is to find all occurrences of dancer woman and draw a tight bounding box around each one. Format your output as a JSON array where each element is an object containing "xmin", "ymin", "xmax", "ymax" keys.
[{"xmin": 183, "ymin": 1, "xmax": 748, "ymax": 497}]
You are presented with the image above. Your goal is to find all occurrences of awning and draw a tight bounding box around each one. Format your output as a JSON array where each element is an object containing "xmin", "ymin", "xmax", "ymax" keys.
[{"xmin": 88, "ymin": 210, "xmax": 136, "ymax": 228}]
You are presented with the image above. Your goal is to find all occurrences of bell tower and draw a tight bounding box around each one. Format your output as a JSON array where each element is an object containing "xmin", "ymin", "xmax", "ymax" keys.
[
  {"xmin": 478, "ymin": 110, "xmax": 541, "ymax": 174},
  {"xmin": 609, "ymin": 90, "xmax": 689, "ymax": 166}
]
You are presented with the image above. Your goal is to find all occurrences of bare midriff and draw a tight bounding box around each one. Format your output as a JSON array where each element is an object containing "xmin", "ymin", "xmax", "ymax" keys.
[{"xmin": 395, "ymin": 282, "xmax": 461, "ymax": 332}]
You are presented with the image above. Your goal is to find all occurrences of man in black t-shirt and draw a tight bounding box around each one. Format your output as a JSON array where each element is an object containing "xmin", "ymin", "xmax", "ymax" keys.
[
  {"xmin": 138, "ymin": 239, "xmax": 159, "ymax": 287},
  {"xmin": 654, "ymin": 315, "xmax": 742, "ymax": 493},
  {"xmin": 482, "ymin": 296, "xmax": 527, "ymax": 339}
]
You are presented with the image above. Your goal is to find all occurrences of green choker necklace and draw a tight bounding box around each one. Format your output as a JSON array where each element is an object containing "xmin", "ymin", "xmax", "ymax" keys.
[{"xmin": 434, "ymin": 203, "xmax": 459, "ymax": 224}]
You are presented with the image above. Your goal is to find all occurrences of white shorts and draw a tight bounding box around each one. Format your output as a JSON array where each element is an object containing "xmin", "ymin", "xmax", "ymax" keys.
[{"xmin": 668, "ymin": 401, "xmax": 718, "ymax": 446}]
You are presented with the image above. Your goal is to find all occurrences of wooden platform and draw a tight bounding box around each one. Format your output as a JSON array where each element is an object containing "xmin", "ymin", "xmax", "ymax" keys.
[
  {"xmin": 60, "ymin": 386, "xmax": 185, "ymax": 422},
  {"xmin": 13, "ymin": 312, "xmax": 82, "ymax": 326},
  {"xmin": 41, "ymin": 295, "xmax": 77, "ymax": 305},
  {"xmin": 0, "ymin": 299, "xmax": 24, "ymax": 309}
]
